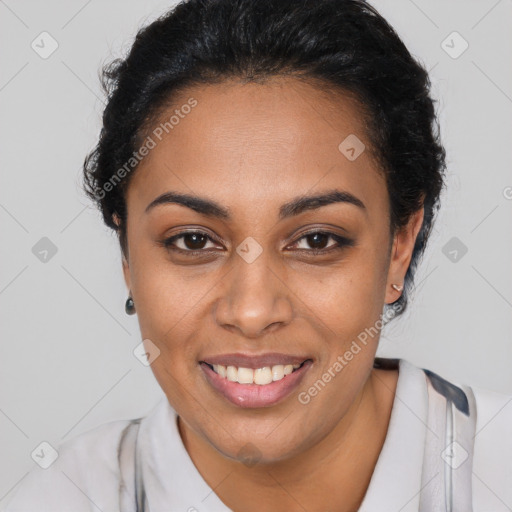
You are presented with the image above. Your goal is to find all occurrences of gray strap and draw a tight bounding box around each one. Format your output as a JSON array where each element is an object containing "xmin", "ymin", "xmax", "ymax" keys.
[
  {"xmin": 134, "ymin": 419, "xmax": 146, "ymax": 512},
  {"xmin": 419, "ymin": 369, "xmax": 477, "ymax": 511},
  {"xmin": 119, "ymin": 419, "xmax": 145, "ymax": 512}
]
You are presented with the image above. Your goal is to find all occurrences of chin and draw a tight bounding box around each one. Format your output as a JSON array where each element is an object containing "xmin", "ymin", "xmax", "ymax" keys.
[{"xmin": 208, "ymin": 429, "xmax": 309, "ymax": 467}]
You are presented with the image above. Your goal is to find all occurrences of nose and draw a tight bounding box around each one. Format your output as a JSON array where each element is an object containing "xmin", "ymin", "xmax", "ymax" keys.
[{"xmin": 214, "ymin": 250, "xmax": 293, "ymax": 338}]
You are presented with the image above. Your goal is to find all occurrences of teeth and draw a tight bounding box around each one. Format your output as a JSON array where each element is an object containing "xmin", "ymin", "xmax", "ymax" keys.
[
  {"xmin": 209, "ymin": 362, "xmax": 303, "ymax": 385},
  {"xmin": 226, "ymin": 365, "xmax": 237, "ymax": 382},
  {"xmin": 272, "ymin": 365, "xmax": 284, "ymax": 381},
  {"xmin": 215, "ymin": 364, "xmax": 226, "ymax": 378},
  {"xmin": 254, "ymin": 367, "xmax": 272, "ymax": 385},
  {"xmin": 238, "ymin": 367, "xmax": 254, "ymax": 384}
]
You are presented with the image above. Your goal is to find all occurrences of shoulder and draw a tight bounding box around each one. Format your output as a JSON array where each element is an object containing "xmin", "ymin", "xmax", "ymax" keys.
[
  {"xmin": 470, "ymin": 385, "xmax": 512, "ymax": 509},
  {"xmin": 431, "ymin": 371, "xmax": 512, "ymax": 510},
  {"xmin": 406, "ymin": 360, "xmax": 512, "ymax": 509},
  {"xmin": 470, "ymin": 383, "xmax": 512, "ymax": 460},
  {"xmin": 472, "ymin": 384, "xmax": 512, "ymax": 429},
  {"xmin": 416, "ymin": 362, "xmax": 512, "ymax": 449},
  {"xmin": 3, "ymin": 415, "xmax": 142, "ymax": 512}
]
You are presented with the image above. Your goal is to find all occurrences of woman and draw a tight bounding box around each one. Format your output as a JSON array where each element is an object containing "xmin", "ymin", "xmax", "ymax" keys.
[{"xmin": 5, "ymin": 0, "xmax": 511, "ymax": 510}]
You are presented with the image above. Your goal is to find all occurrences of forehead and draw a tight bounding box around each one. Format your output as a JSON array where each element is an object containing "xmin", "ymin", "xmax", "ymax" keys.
[{"xmin": 128, "ymin": 76, "xmax": 387, "ymax": 219}]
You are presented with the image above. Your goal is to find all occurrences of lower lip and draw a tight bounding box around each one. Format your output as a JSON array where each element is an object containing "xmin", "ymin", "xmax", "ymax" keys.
[{"xmin": 200, "ymin": 361, "xmax": 312, "ymax": 408}]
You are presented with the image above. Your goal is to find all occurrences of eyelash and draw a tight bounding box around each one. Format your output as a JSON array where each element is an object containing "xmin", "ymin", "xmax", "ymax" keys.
[{"xmin": 160, "ymin": 230, "xmax": 354, "ymax": 256}]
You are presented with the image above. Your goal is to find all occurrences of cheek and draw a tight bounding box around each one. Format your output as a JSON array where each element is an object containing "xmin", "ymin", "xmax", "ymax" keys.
[
  {"xmin": 127, "ymin": 245, "xmax": 195, "ymax": 356},
  {"xmin": 129, "ymin": 239, "xmax": 206, "ymax": 322},
  {"xmin": 349, "ymin": 231, "xmax": 390, "ymax": 306},
  {"xmin": 292, "ymin": 245, "xmax": 388, "ymax": 339}
]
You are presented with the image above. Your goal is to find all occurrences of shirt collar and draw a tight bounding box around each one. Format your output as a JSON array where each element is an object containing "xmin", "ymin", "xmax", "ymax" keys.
[{"xmin": 358, "ymin": 358, "xmax": 428, "ymax": 511}]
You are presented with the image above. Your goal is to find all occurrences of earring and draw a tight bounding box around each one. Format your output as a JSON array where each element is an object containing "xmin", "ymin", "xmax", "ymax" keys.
[
  {"xmin": 125, "ymin": 293, "xmax": 136, "ymax": 315},
  {"xmin": 391, "ymin": 283, "xmax": 403, "ymax": 292}
]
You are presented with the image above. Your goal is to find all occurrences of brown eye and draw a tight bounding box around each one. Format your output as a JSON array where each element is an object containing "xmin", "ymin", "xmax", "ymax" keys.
[
  {"xmin": 162, "ymin": 231, "xmax": 218, "ymax": 252},
  {"xmin": 182, "ymin": 232, "xmax": 208, "ymax": 250},
  {"xmin": 305, "ymin": 232, "xmax": 330, "ymax": 249},
  {"xmin": 290, "ymin": 231, "xmax": 355, "ymax": 253}
]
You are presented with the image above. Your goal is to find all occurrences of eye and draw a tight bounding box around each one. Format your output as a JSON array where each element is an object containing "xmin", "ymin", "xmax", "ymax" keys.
[
  {"xmin": 162, "ymin": 231, "xmax": 221, "ymax": 252},
  {"xmin": 289, "ymin": 230, "xmax": 354, "ymax": 253}
]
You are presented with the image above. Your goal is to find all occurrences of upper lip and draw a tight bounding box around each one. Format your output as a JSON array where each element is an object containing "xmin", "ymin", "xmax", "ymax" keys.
[{"xmin": 200, "ymin": 352, "xmax": 311, "ymax": 369}]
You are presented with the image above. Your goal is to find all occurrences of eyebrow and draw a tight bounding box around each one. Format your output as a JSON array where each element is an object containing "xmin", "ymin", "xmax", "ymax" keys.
[{"xmin": 145, "ymin": 189, "xmax": 366, "ymax": 220}]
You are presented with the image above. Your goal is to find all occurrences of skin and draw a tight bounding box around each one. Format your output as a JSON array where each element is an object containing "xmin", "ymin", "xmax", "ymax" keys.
[{"xmin": 120, "ymin": 76, "xmax": 424, "ymax": 512}]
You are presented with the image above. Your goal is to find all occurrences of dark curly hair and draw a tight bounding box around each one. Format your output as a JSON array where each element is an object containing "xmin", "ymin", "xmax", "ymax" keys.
[{"xmin": 82, "ymin": 0, "xmax": 446, "ymax": 319}]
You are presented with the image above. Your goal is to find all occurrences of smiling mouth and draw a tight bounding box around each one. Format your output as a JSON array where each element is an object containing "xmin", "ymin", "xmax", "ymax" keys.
[{"xmin": 201, "ymin": 361, "xmax": 309, "ymax": 385}]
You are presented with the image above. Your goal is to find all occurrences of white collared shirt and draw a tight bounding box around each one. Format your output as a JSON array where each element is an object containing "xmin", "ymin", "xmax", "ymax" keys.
[{"xmin": 4, "ymin": 358, "xmax": 512, "ymax": 511}]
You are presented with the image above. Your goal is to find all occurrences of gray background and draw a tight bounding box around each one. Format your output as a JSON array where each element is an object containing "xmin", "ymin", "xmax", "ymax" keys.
[{"xmin": 1, "ymin": 0, "xmax": 511, "ymax": 505}]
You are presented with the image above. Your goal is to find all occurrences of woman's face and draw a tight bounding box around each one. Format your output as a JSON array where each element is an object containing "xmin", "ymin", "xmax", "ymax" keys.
[{"xmin": 122, "ymin": 77, "xmax": 420, "ymax": 463}]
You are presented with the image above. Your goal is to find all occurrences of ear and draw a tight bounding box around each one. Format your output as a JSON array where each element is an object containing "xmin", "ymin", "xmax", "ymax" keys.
[
  {"xmin": 384, "ymin": 206, "xmax": 424, "ymax": 304},
  {"xmin": 113, "ymin": 213, "xmax": 131, "ymax": 292},
  {"xmin": 122, "ymin": 255, "xmax": 131, "ymax": 292}
]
